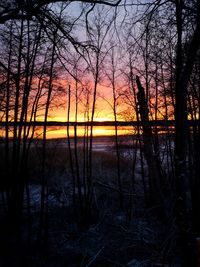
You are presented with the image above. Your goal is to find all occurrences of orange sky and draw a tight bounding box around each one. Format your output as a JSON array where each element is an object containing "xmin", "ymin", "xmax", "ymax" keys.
[
  {"xmin": 47, "ymin": 82, "xmax": 126, "ymax": 122},
  {"xmin": 0, "ymin": 78, "xmax": 174, "ymax": 139}
]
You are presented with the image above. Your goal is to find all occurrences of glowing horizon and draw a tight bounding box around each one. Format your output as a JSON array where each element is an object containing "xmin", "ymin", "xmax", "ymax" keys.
[{"xmin": 35, "ymin": 125, "xmax": 133, "ymax": 139}]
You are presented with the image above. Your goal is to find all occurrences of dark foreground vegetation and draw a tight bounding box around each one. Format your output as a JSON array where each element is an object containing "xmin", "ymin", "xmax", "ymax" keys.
[
  {"xmin": 0, "ymin": 128, "xmax": 199, "ymax": 266},
  {"xmin": 0, "ymin": 136, "xmax": 183, "ymax": 266}
]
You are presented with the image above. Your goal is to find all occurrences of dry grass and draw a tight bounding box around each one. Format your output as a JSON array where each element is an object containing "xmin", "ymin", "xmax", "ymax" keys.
[{"xmin": 27, "ymin": 140, "xmax": 132, "ymax": 183}]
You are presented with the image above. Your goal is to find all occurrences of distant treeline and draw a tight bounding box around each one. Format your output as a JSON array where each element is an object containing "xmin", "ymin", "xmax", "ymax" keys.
[{"xmin": 0, "ymin": 120, "xmax": 198, "ymax": 127}]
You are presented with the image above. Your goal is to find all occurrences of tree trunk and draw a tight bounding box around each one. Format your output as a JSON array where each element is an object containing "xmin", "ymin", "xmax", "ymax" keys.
[{"xmin": 136, "ymin": 75, "xmax": 164, "ymax": 215}]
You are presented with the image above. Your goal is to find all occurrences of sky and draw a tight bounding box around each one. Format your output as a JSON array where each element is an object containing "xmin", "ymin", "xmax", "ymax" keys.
[
  {"xmin": 0, "ymin": 1, "xmax": 175, "ymax": 138},
  {"xmin": 47, "ymin": 82, "xmax": 126, "ymax": 122}
]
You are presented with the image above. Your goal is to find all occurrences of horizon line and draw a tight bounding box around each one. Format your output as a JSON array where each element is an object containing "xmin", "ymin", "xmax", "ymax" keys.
[{"xmin": 0, "ymin": 119, "xmax": 197, "ymax": 127}]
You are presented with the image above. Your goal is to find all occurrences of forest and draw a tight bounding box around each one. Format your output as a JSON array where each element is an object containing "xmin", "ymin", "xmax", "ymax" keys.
[{"xmin": 0, "ymin": 0, "xmax": 200, "ymax": 266}]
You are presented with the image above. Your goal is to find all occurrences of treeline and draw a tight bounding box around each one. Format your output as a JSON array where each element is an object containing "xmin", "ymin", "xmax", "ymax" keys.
[{"xmin": 0, "ymin": 120, "xmax": 198, "ymax": 127}]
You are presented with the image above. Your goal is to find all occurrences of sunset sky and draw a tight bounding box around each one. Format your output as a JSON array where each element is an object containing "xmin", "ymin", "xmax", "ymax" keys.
[
  {"xmin": 0, "ymin": 2, "xmax": 177, "ymax": 138},
  {"xmin": 47, "ymin": 81, "xmax": 130, "ymax": 123}
]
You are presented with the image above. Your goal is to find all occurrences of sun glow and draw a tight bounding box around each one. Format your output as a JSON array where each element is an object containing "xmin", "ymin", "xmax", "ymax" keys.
[{"xmin": 33, "ymin": 126, "xmax": 133, "ymax": 139}]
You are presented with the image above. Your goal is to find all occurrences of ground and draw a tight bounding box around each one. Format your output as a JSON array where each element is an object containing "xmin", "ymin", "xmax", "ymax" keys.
[{"xmin": 0, "ymin": 137, "xmax": 181, "ymax": 266}]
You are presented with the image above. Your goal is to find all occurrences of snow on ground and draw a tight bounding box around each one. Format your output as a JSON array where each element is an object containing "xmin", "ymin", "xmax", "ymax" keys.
[{"xmin": 0, "ymin": 136, "xmax": 181, "ymax": 266}]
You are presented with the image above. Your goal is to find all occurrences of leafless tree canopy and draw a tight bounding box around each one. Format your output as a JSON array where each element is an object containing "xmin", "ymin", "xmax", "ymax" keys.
[
  {"xmin": 0, "ymin": 1, "xmax": 200, "ymax": 266},
  {"xmin": 0, "ymin": 0, "xmax": 122, "ymax": 23}
]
